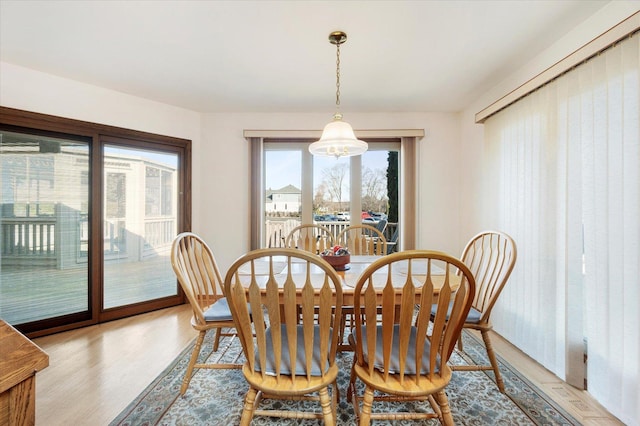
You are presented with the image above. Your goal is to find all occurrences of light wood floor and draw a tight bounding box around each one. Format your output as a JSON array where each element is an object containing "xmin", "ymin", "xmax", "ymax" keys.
[{"xmin": 32, "ymin": 304, "xmax": 623, "ymax": 425}]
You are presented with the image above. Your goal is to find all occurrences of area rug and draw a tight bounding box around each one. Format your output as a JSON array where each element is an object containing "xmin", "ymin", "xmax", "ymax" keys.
[{"xmin": 110, "ymin": 330, "xmax": 580, "ymax": 425}]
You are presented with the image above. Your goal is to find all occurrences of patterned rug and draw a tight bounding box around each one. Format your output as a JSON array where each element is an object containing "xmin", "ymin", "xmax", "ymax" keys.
[{"xmin": 110, "ymin": 330, "xmax": 579, "ymax": 425}]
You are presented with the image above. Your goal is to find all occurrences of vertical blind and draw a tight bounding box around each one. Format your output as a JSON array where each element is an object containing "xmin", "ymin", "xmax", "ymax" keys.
[{"xmin": 483, "ymin": 32, "xmax": 639, "ymax": 425}]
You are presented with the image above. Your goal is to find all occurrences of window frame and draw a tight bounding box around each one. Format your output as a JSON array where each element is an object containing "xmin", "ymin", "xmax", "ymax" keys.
[{"xmin": 247, "ymin": 130, "xmax": 422, "ymax": 251}]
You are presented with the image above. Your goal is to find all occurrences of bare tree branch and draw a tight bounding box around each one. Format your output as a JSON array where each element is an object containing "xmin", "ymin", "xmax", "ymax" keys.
[
  {"xmin": 362, "ymin": 167, "xmax": 387, "ymax": 212},
  {"xmin": 322, "ymin": 163, "xmax": 348, "ymax": 210}
]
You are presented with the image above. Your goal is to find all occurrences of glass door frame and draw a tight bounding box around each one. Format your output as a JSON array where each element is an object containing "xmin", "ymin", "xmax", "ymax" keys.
[
  {"xmin": 97, "ymin": 135, "xmax": 187, "ymax": 322},
  {"xmin": 0, "ymin": 106, "xmax": 191, "ymax": 337}
]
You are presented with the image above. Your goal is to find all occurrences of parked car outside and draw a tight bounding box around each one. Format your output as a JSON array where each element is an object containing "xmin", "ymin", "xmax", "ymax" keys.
[
  {"xmin": 369, "ymin": 212, "xmax": 388, "ymax": 221},
  {"xmin": 335, "ymin": 212, "xmax": 350, "ymax": 221}
]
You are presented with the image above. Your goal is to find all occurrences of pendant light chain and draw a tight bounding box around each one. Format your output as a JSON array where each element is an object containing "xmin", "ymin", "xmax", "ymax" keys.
[
  {"xmin": 335, "ymin": 42, "xmax": 341, "ymax": 110},
  {"xmin": 308, "ymin": 30, "xmax": 368, "ymax": 158}
]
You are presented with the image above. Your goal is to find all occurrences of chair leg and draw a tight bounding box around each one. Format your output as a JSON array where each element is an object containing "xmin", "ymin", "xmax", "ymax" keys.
[
  {"xmin": 457, "ymin": 334, "xmax": 464, "ymax": 352},
  {"xmin": 319, "ymin": 386, "xmax": 336, "ymax": 426},
  {"xmin": 427, "ymin": 395, "xmax": 442, "ymax": 418},
  {"xmin": 481, "ymin": 330, "xmax": 505, "ymax": 392},
  {"xmin": 331, "ymin": 380, "xmax": 339, "ymax": 423},
  {"xmin": 180, "ymin": 330, "xmax": 206, "ymax": 395},
  {"xmin": 339, "ymin": 308, "xmax": 354, "ymax": 349},
  {"xmin": 359, "ymin": 386, "xmax": 374, "ymax": 426},
  {"xmin": 434, "ymin": 390, "xmax": 454, "ymax": 426},
  {"xmin": 239, "ymin": 387, "xmax": 258, "ymax": 426},
  {"xmin": 347, "ymin": 357, "xmax": 357, "ymax": 403},
  {"xmin": 213, "ymin": 327, "xmax": 222, "ymax": 352}
]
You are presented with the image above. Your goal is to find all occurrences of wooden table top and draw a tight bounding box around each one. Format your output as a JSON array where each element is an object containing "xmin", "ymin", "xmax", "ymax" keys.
[{"xmin": 0, "ymin": 320, "xmax": 49, "ymax": 394}]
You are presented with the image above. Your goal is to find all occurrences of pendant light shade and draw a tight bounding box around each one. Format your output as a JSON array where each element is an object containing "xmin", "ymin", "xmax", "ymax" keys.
[
  {"xmin": 309, "ymin": 112, "xmax": 368, "ymax": 158},
  {"xmin": 309, "ymin": 31, "xmax": 368, "ymax": 158}
]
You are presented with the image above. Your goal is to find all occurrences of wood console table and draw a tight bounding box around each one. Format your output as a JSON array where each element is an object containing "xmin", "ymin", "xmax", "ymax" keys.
[{"xmin": 0, "ymin": 320, "xmax": 49, "ymax": 426}]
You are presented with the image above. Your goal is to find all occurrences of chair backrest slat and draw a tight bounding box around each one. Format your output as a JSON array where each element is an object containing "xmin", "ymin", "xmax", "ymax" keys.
[
  {"xmin": 283, "ymin": 262, "xmax": 299, "ymax": 378},
  {"xmin": 362, "ymin": 281, "xmax": 378, "ymax": 377},
  {"xmin": 415, "ymin": 270, "xmax": 434, "ymax": 385},
  {"xmin": 231, "ymin": 272, "xmax": 256, "ymax": 364}
]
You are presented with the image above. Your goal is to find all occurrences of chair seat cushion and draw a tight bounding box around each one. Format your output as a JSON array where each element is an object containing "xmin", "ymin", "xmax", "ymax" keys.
[
  {"xmin": 255, "ymin": 324, "xmax": 331, "ymax": 376},
  {"xmin": 203, "ymin": 297, "xmax": 233, "ymax": 321},
  {"xmin": 431, "ymin": 302, "xmax": 482, "ymax": 324},
  {"xmin": 353, "ymin": 324, "xmax": 441, "ymax": 375}
]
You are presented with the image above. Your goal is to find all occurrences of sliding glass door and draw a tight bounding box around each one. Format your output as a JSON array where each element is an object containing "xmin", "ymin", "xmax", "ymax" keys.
[
  {"xmin": 0, "ymin": 130, "xmax": 91, "ymax": 326},
  {"xmin": 102, "ymin": 144, "xmax": 179, "ymax": 309},
  {"xmin": 0, "ymin": 108, "xmax": 190, "ymax": 336}
]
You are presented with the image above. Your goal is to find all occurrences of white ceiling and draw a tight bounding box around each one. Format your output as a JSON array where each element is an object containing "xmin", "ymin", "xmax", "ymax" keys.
[{"xmin": 0, "ymin": 0, "xmax": 610, "ymax": 114}]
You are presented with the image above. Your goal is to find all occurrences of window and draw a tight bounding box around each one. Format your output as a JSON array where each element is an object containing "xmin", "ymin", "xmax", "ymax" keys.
[
  {"xmin": 249, "ymin": 131, "xmax": 420, "ymax": 251},
  {"xmin": 261, "ymin": 140, "xmax": 398, "ymax": 248}
]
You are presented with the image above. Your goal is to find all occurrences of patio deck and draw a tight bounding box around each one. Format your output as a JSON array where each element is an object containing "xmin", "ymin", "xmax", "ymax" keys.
[{"xmin": 0, "ymin": 253, "xmax": 176, "ymax": 325}]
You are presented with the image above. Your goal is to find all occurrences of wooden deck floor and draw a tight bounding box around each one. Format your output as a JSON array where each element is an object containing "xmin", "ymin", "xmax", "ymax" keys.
[{"xmin": 0, "ymin": 253, "xmax": 177, "ymax": 325}]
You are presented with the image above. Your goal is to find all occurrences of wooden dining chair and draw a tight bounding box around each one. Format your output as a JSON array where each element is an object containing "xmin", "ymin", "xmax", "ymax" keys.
[
  {"xmin": 285, "ymin": 224, "xmax": 335, "ymax": 254},
  {"xmin": 224, "ymin": 248, "xmax": 343, "ymax": 425},
  {"xmin": 337, "ymin": 224, "xmax": 387, "ymax": 255},
  {"xmin": 447, "ymin": 230, "xmax": 517, "ymax": 393},
  {"xmin": 347, "ymin": 250, "xmax": 475, "ymax": 425},
  {"xmin": 170, "ymin": 232, "xmax": 242, "ymax": 395}
]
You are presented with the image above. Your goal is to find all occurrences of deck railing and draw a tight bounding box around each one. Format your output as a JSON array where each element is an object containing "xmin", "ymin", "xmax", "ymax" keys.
[
  {"xmin": 1, "ymin": 217, "xmax": 56, "ymax": 259},
  {"xmin": 2, "ymin": 215, "xmax": 175, "ymax": 267},
  {"xmin": 143, "ymin": 218, "xmax": 175, "ymax": 256},
  {"xmin": 264, "ymin": 219, "xmax": 397, "ymax": 249},
  {"xmin": 3, "ymin": 216, "xmax": 394, "ymax": 265}
]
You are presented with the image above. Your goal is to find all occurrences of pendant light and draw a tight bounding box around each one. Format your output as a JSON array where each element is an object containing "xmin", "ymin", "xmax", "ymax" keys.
[{"xmin": 309, "ymin": 31, "xmax": 368, "ymax": 158}]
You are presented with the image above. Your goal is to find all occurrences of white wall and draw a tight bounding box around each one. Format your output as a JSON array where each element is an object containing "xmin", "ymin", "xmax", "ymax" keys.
[{"xmin": 0, "ymin": 62, "xmax": 201, "ymax": 140}]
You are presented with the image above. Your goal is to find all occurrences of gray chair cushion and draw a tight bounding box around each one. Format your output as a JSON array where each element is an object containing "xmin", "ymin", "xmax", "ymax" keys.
[
  {"xmin": 255, "ymin": 324, "xmax": 331, "ymax": 376},
  {"xmin": 203, "ymin": 297, "xmax": 233, "ymax": 321},
  {"xmin": 431, "ymin": 302, "xmax": 482, "ymax": 324},
  {"xmin": 353, "ymin": 324, "xmax": 441, "ymax": 375}
]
